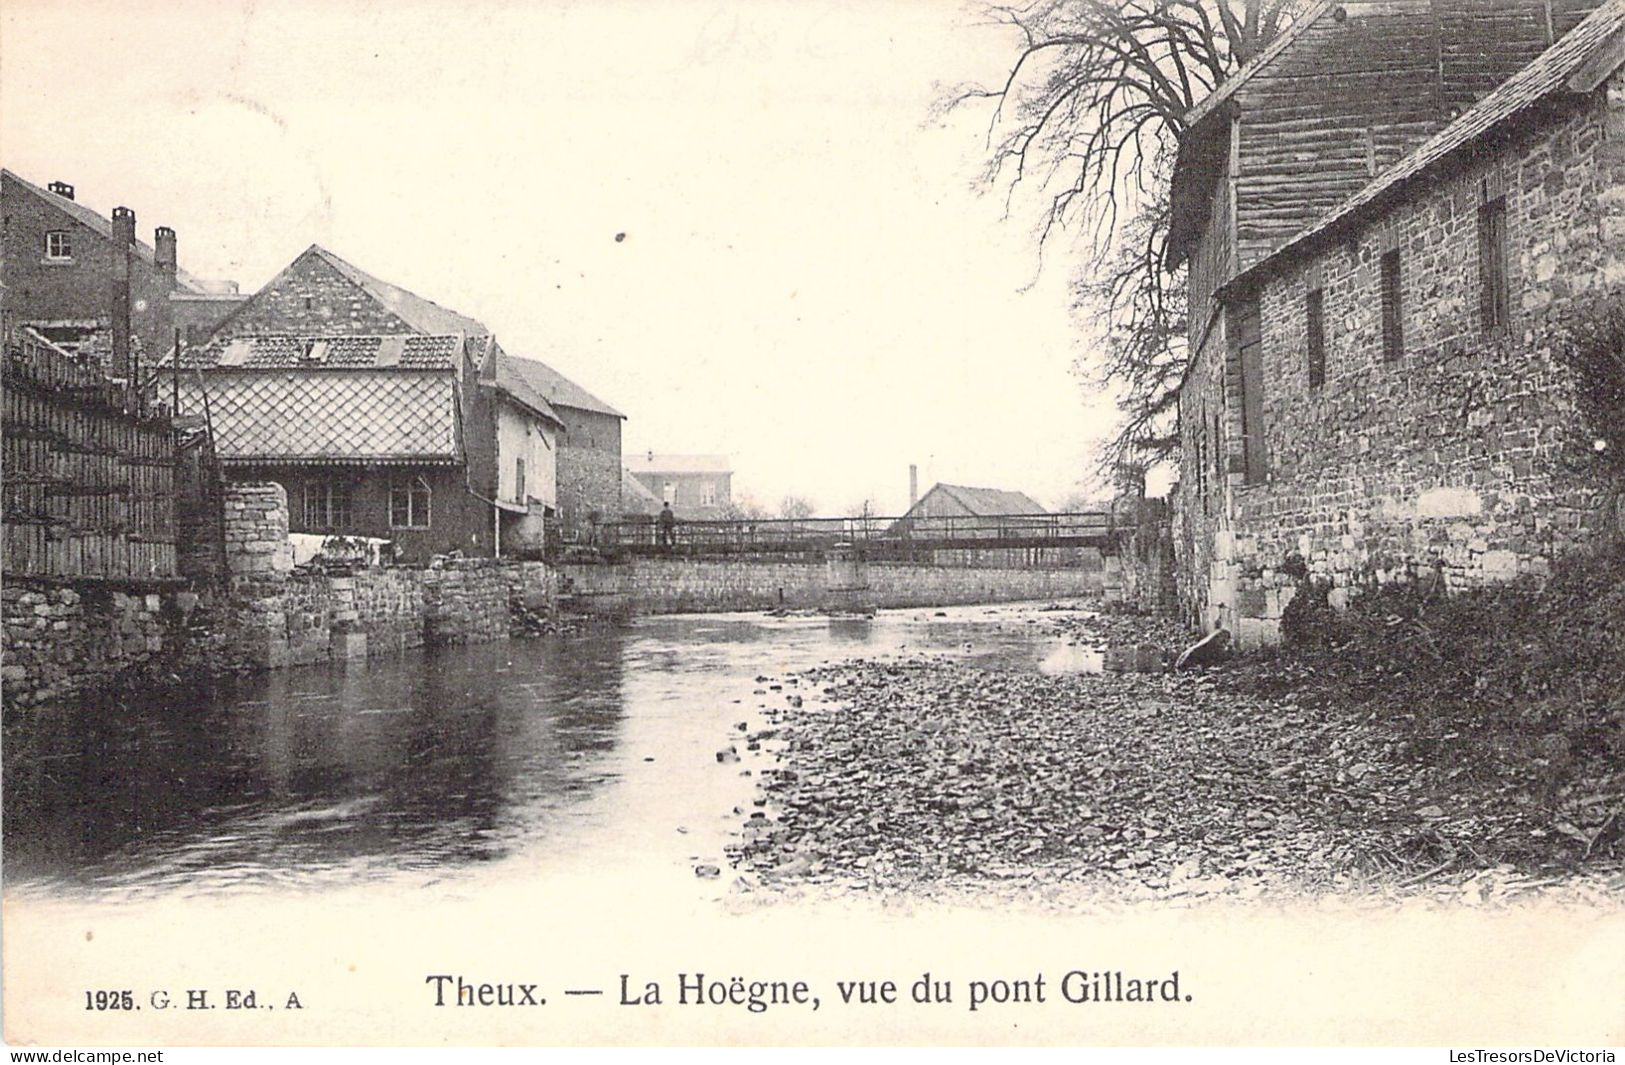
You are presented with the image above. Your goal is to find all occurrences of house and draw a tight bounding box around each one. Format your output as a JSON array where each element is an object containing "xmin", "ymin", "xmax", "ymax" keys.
[
  {"xmin": 500, "ymin": 354, "xmax": 625, "ymax": 538},
  {"xmin": 890, "ymin": 483, "xmax": 1058, "ymax": 567},
  {"xmin": 0, "ymin": 170, "xmax": 242, "ymax": 370},
  {"xmin": 165, "ymin": 244, "xmax": 600, "ymax": 561},
  {"xmin": 624, "ymin": 453, "xmax": 733, "ymax": 519},
  {"xmin": 1170, "ymin": 0, "xmax": 1625, "ymax": 646}
]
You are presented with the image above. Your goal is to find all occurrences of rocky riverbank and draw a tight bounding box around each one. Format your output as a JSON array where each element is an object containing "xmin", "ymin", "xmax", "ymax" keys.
[{"xmin": 727, "ymin": 607, "xmax": 1625, "ymax": 908}]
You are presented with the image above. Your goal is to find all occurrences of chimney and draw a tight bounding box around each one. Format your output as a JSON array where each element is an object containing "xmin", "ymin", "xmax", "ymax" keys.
[
  {"xmin": 111, "ymin": 206, "xmax": 135, "ymax": 380},
  {"xmin": 47, "ymin": 181, "xmax": 75, "ymax": 200},
  {"xmin": 908, "ymin": 464, "xmax": 919, "ymax": 508},
  {"xmin": 154, "ymin": 226, "xmax": 177, "ymax": 279}
]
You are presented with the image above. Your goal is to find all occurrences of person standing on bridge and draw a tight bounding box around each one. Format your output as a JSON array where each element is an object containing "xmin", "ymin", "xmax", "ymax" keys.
[{"xmin": 658, "ymin": 501, "xmax": 677, "ymax": 551}]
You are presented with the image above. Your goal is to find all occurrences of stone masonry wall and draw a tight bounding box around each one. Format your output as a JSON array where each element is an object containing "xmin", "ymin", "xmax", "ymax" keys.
[
  {"xmin": 559, "ymin": 558, "xmax": 1104, "ymax": 615},
  {"xmin": 2, "ymin": 584, "xmax": 182, "ymax": 708},
  {"xmin": 1178, "ymin": 69, "xmax": 1625, "ymax": 648}
]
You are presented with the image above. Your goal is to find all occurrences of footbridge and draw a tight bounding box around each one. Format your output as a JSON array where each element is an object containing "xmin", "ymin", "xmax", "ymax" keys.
[{"xmin": 595, "ymin": 511, "xmax": 1120, "ymax": 561}]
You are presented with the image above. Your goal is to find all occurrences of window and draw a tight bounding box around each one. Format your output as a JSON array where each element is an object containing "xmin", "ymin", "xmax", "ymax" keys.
[
  {"xmin": 662, "ymin": 481, "xmax": 676, "ymax": 504},
  {"xmin": 699, "ymin": 482, "xmax": 716, "ymax": 507},
  {"xmin": 389, "ymin": 476, "xmax": 431, "ymax": 529},
  {"xmin": 1306, "ymin": 288, "xmax": 1326, "ymax": 388},
  {"xmin": 1478, "ymin": 196, "xmax": 1510, "ymax": 331},
  {"xmin": 1380, "ymin": 251, "xmax": 1403, "ymax": 361},
  {"xmin": 515, "ymin": 458, "xmax": 526, "ymax": 503},
  {"xmin": 304, "ymin": 480, "xmax": 354, "ymax": 530},
  {"xmin": 44, "ymin": 231, "xmax": 71, "ymax": 260},
  {"xmin": 1233, "ymin": 300, "xmax": 1268, "ymax": 485}
]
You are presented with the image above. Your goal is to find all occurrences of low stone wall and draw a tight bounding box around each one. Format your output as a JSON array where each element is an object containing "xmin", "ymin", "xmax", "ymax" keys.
[
  {"xmin": 558, "ymin": 558, "xmax": 1103, "ymax": 615},
  {"xmin": 3, "ymin": 484, "xmax": 565, "ymax": 706},
  {"xmin": 3, "ymin": 584, "xmax": 165, "ymax": 707}
]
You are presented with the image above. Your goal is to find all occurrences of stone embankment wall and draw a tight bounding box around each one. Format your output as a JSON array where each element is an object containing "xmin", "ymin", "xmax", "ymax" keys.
[
  {"xmin": 222, "ymin": 484, "xmax": 557, "ymax": 669},
  {"xmin": 558, "ymin": 557, "xmax": 1104, "ymax": 615},
  {"xmin": 3, "ymin": 483, "xmax": 560, "ymax": 706}
]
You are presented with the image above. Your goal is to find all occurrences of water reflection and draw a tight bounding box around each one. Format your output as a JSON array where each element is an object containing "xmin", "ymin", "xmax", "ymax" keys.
[{"xmin": 3, "ymin": 602, "xmax": 1099, "ymax": 901}]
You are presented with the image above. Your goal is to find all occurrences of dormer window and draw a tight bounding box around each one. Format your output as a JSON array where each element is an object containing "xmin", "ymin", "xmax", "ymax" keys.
[
  {"xmin": 299, "ymin": 339, "xmax": 329, "ymax": 364},
  {"xmin": 44, "ymin": 231, "xmax": 72, "ymax": 261}
]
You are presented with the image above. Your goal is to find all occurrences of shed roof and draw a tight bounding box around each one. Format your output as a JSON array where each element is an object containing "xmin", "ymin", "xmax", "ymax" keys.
[
  {"xmin": 178, "ymin": 372, "xmax": 460, "ymax": 465},
  {"xmin": 1222, "ymin": 0, "xmax": 1625, "ymax": 296},
  {"xmin": 488, "ymin": 343, "xmax": 563, "ymax": 425},
  {"xmin": 908, "ymin": 483, "xmax": 1047, "ymax": 517},
  {"xmin": 501, "ymin": 353, "xmax": 624, "ymax": 418}
]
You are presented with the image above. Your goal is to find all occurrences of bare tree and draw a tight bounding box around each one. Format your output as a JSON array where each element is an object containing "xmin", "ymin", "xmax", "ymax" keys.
[
  {"xmin": 778, "ymin": 496, "xmax": 815, "ymax": 519},
  {"xmin": 951, "ymin": 0, "xmax": 1300, "ymax": 470}
]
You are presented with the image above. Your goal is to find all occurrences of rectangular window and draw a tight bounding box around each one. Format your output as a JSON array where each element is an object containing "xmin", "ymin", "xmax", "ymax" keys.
[
  {"xmin": 1478, "ymin": 196, "xmax": 1510, "ymax": 331},
  {"xmin": 1380, "ymin": 251, "xmax": 1403, "ymax": 361},
  {"xmin": 304, "ymin": 480, "xmax": 354, "ymax": 531},
  {"xmin": 700, "ymin": 482, "xmax": 716, "ymax": 507},
  {"xmin": 44, "ymin": 231, "xmax": 71, "ymax": 260},
  {"xmin": 1234, "ymin": 301, "xmax": 1268, "ymax": 486},
  {"xmin": 1306, "ymin": 288, "xmax": 1326, "ymax": 388},
  {"xmin": 662, "ymin": 481, "xmax": 676, "ymax": 504},
  {"xmin": 515, "ymin": 458, "xmax": 526, "ymax": 503},
  {"xmin": 390, "ymin": 476, "xmax": 431, "ymax": 529}
]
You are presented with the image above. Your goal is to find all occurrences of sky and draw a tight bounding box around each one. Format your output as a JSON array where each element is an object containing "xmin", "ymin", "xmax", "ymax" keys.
[{"xmin": 1, "ymin": 0, "xmax": 1124, "ymax": 516}]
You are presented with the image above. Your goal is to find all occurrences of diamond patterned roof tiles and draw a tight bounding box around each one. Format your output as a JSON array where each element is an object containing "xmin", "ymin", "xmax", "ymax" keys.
[
  {"xmin": 163, "ymin": 333, "xmax": 462, "ymax": 371},
  {"xmin": 177, "ymin": 372, "xmax": 460, "ymax": 464}
]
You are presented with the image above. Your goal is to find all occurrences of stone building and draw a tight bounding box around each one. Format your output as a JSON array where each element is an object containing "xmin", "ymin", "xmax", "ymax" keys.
[
  {"xmin": 166, "ymin": 245, "xmax": 592, "ymax": 562},
  {"xmin": 500, "ymin": 355, "xmax": 625, "ymax": 539},
  {"xmin": 1, "ymin": 169, "xmax": 243, "ymax": 367},
  {"xmin": 1171, "ymin": 0, "xmax": 1625, "ymax": 646},
  {"xmin": 624, "ymin": 453, "xmax": 732, "ymax": 519}
]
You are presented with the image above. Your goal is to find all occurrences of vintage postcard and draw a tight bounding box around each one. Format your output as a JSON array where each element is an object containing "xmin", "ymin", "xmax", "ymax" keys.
[{"xmin": 2, "ymin": 0, "xmax": 1623, "ymax": 1050}]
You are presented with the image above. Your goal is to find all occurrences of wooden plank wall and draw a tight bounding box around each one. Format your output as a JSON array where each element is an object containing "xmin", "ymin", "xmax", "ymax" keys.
[
  {"xmin": 1234, "ymin": 2, "xmax": 1441, "ymax": 268},
  {"xmin": 1232, "ymin": 0, "xmax": 1595, "ymax": 271},
  {"xmin": 1, "ymin": 332, "xmax": 178, "ymax": 580}
]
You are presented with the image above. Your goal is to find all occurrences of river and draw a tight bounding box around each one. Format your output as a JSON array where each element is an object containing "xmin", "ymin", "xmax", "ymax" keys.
[{"xmin": 3, "ymin": 601, "xmax": 1102, "ymax": 904}]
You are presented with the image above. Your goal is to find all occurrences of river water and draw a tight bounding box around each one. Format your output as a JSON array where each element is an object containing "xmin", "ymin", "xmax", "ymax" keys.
[{"xmin": 3, "ymin": 602, "xmax": 1102, "ymax": 905}]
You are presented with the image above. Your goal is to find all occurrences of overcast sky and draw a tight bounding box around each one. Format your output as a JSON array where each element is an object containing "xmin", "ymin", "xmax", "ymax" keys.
[{"xmin": 1, "ymin": 0, "xmax": 1122, "ymax": 515}]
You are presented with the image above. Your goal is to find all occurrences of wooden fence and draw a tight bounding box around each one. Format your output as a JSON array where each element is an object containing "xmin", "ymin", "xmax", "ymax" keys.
[{"xmin": 2, "ymin": 330, "xmax": 178, "ymax": 581}]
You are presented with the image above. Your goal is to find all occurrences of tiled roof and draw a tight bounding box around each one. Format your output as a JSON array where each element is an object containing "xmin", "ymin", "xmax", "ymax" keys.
[
  {"xmin": 161, "ymin": 333, "xmax": 463, "ymax": 371},
  {"xmin": 489, "ymin": 343, "xmax": 563, "ymax": 425},
  {"xmin": 1, "ymin": 169, "xmax": 215, "ymax": 294},
  {"xmin": 308, "ymin": 245, "xmax": 490, "ymax": 336},
  {"xmin": 625, "ymin": 453, "xmax": 731, "ymax": 474},
  {"xmin": 501, "ymin": 353, "xmax": 624, "ymax": 418},
  {"xmin": 912, "ymin": 483, "xmax": 1047, "ymax": 517},
  {"xmin": 177, "ymin": 372, "xmax": 459, "ymax": 464},
  {"xmin": 1224, "ymin": 0, "xmax": 1625, "ymax": 295}
]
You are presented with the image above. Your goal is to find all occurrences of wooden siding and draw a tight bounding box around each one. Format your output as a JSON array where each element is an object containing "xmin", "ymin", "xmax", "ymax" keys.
[
  {"xmin": 1233, "ymin": 3, "xmax": 1442, "ymax": 268},
  {"xmin": 2, "ymin": 331, "xmax": 177, "ymax": 579}
]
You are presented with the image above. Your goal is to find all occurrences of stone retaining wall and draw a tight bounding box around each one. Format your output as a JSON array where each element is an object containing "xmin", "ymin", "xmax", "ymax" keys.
[{"xmin": 559, "ymin": 558, "xmax": 1104, "ymax": 615}]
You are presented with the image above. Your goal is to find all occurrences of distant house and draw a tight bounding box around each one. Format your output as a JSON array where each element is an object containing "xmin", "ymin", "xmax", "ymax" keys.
[
  {"xmin": 1, "ymin": 169, "xmax": 242, "ymax": 370},
  {"xmin": 163, "ymin": 244, "xmax": 614, "ymax": 561},
  {"xmin": 901, "ymin": 483, "xmax": 1045, "ymax": 521},
  {"xmin": 891, "ymin": 483, "xmax": 1056, "ymax": 568},
  {"xmin": 625, "ymin": 453, "xmax": 732, "ymax": 519}
]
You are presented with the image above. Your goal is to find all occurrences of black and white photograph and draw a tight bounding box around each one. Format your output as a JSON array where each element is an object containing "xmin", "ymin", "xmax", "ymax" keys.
[{"xmin": 2, "ymin": 0, "xmax": 1623, "ymax": 1051}]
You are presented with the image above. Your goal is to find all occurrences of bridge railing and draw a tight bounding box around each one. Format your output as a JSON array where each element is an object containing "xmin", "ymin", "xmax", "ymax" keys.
[{"xmin": 597, "ymin": 511, "xmax": 1118, "ymax": 557}]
